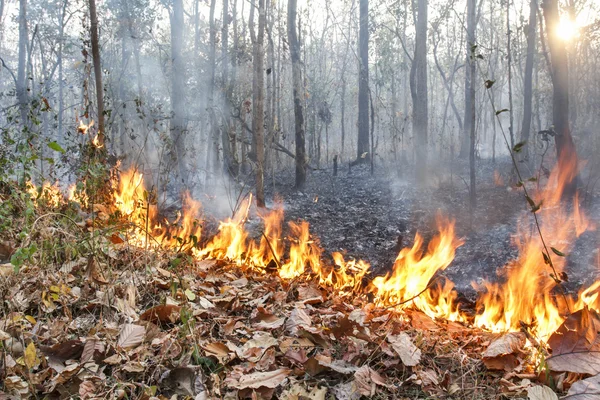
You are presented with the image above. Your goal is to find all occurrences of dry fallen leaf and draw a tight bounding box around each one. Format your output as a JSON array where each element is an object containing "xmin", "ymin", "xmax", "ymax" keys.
[
  {"xmin": 227, "ymin": 368, "xmax": 291, "ymax": 389},
  {"xmin": 286, "ymin": 307, "xmax": 312, "ymax": 335},
  {"xmin": 117, "ymin": 324, "xmax": 146, "ymax": 349},
  {"xmin": 527, "ymin": 385, "xmax": 558, "ymax": 400},
  {"xmin": 482, "ymin": 332, "xmax": 526, "ymax": 371},
  {"xmin": 388, "ymin": 332, "xmax": 421, "ymax": 366},
  {"xmin": 564, "ymin": 373, "xmax": 600, "ymax": 399},
  {"xmin": 354, "ymin": 365, "xmax": 387, "ymax": 396},
  {"xmin": 547, "ymin": 307, "xmax": 600, "ymax": 375},
  {"xmin": 140, "ymin": 304, "xmax": 182, "ymax": 324}
]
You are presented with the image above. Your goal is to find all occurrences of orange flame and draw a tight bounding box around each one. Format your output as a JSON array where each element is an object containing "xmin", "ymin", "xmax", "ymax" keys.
[
  {"xmin": 474, "ymin": 153, "xmax": 593, "ymax": 340},
  {"xmin": 370, "ymin": 218, "xmax": 465, "ymax": 321},
  {"xmin": 26, "ymin": 181, "xmax": 64, "ymax": 208}
]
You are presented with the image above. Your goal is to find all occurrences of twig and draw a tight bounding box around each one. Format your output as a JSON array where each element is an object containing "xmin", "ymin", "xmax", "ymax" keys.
[
  {"xmin": 261, "ymin": 231, "xmax": 281, "ymax": 268},
  {"xmin": 519, "ymin": 321, "xmax": 549, "ymax": 357}
]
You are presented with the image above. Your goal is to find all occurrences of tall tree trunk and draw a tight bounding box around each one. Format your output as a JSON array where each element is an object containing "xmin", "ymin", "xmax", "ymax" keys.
[
  {"xmin": 221, "ymin": 0, "xmax": 238, "ymax": 177},
  {"xmin": 208, "ymin": 0, "xmax": 219, "ymax": 174},
  {"xmin": 411, "ymin": 0, "xmax": 428, "ymax": 182},
  {"xmin": 542, "ymin": 0, "xmax": 578, "ymax": 188},
  {"xmin": 465, "ymin": 0, "xmax": 477, "ymax": 208},
  {"xmin": 507, "ymin": 0, "xmax": 515, "ymax": 150},
  {"xmin": 169, "ymin": 0, "xmax": 189, "ymax": 185},
  {"xmin": 17, "ymin": 0, "xmax": 29, "ymax": 128},
  {"xmin": 356, "ymin": 0, "xmax": 369, "ymax": 160},
  {"xmin": 520, "ymin": 0, "xmax": 537, "ymax": 166},
  {"xmin": 288, "ymin": 0, "xmax": 306, "ymax": 188},
  {"xmin": 340, "ymin": 76, "xmax": 346, "ymax": 156},
  {"xmin": 251, "ymin": 0, "xmax": 266, "ymax": 207},
  {"xmin": 88, "ymin": 0, "xmax": 105, "ymax": 147},
  {"xmin": 57, "ymin": 0, "xmax": 66, "ymax": 144}
]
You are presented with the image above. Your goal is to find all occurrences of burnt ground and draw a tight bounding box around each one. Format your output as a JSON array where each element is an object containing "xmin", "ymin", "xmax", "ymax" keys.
[{"xmin": 259, "ymin": 157, "xmax": 600, "ymax": 298}]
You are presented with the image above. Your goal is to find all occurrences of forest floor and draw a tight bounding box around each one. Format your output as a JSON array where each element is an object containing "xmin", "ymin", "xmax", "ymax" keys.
[{"xmin": 1, "ymin": 157, "xmax": 600, "ymax": 399}]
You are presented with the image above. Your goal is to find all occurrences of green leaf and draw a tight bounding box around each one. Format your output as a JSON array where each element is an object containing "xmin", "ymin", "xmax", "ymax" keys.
[
  {"xmin": 551, "ymin": 247, "xmax": 566, "ymax": 257},
  {"xmin": 47, "ymin": 141, "xmax": 65, "ymax": 153},
  {"xmin": 542, "ymin": 251, "xmax": 551, "ymax": 265},
  {"xmin": 496, "ymin": 109, "xmax": 509, "ymax": 116},
  {"xmin": 513, "ymin": 141, "xmax": 527, "ymax": 153}
]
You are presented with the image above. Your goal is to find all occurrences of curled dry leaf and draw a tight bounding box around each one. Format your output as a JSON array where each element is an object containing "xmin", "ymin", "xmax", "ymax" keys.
[
  {"xmin": 388, "ymin": 332, "xmax": 421, "ymax": 367},
  {"xmin": 286, "ymin": 307, "xmax": 312, "ymax": 336},
  {"xmin": 527, "ymin": 385, "xmax": 558, "ymax": 400},
  {"xmin": 547, "ymin": 307, "xmax": 600, "ymax": 375},
  {"xmin": 227, "ymin": 368, "xmax": 291, "ymax": 390},
  {"xmin": 140, "ymin": 304, "xmax": 182, "ymax": 324},
  {"xmin": 565, "ymin": 374, "xmax": 600, "ymax": 399},
  {"xmin": 354, "ymin": 365, "xmax": 387, "ymax": 396},
  {"xmin": 4, "ymin": 376, "xmax": 29, "ymax": 396},
  {"xmin": 117, "ymin": 324, "xmax": 146, "ymax": 349},
  {"xmin": 482, "ymin": 332, "xmax": 526, "ymax": 371}
]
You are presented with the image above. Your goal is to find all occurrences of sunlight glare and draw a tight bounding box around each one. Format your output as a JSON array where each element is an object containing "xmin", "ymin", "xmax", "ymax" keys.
[{"xmin": 555, "ymin": 17, "xmax": 579, "ymax": 41}]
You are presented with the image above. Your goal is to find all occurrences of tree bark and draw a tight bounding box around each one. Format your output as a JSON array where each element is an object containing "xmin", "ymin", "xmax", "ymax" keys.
[
  {"xmin": 17, "ymin": 0, "xmax": 29, "ymax": 128},
  {"xmin": 169, "ymin": 0, "xmax": 189, "ymax": 185},
  {"xmin": 542, "ymin": 0, "xmax": 578, "ymax": 189},
  {"xmin": 356, "ymin": 0, "xmax": 369, "ymax": 160},
  {"xmin": 520, "ymin": 0, "xmax": 537, "ymax": 166},
  {"xmin": 460, "ymin": 0, "xmax": 476, "ymax": 159},
  {"xmin": 411, "ymin": 0, "xmax": 428, "ymax": 182},
  {"xmin": 252, "ymin": 0, "xmax": 266, "ymax": 207},
  {"xmin": 288, "ymin": 0, "xmax": 306, "ymax": 189},
  {"xmin": 88, "ymin": 0, "xmax": 105, "ymax": 147}
]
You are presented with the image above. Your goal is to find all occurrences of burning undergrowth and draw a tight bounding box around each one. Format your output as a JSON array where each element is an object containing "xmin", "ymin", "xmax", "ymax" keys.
[{"xmin": 2, "ymin": 160, "xmax": 600, "ymax": 398}]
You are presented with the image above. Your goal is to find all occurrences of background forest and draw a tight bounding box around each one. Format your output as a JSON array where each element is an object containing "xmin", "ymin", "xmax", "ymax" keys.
[{"xmin": 1, "ymin": 0, "xmax": 599, "ymax": 208}]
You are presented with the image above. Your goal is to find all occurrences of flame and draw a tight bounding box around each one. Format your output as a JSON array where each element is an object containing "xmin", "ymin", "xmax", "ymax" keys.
[
  {"xmin": 92, "ymin": 133, "xmax": 104, "ymax": 149},
  {"xmin": 474, "ymin": 152, "xmax": 593, "ymax": 340},
  {"xmin": 78, "ymin": 120, "xmax": 94, "ymax": 135},
  {"xmin": 67, "ymin": 184, "xmax": 89, "ymax": 208},
  {"xmin": 370, "ymin": 217, "xmax": 465, "ymax": 321},
  {"xmin": 26, "ymin": 181, "xmax": 64, "ymax": 208},
  {"xmin": 112, "ymin": 168, "xmax": 202, "ymax": 251}
]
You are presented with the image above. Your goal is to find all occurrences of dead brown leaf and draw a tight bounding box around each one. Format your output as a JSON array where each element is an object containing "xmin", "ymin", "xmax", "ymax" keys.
[
  {"xmin": 226, "ymin": 368, "xmax": 291, "ymax": 389},
  {"xmin": 564, "ymin": 374, "xmax": 600, "ymax": 399},
  {"xmin": 527, "ymin": 385, "xmax": 559, "ymax": 400},
  {"xmin": 388, "ymin": 332, "xmax": 421, "ymax": 367},
  {"xmin": 547, "ymin": 307, "xmax": 600, "ymax": 375},
  {"xmin": 482, "ymin": 332, "xmax": 526, "ymax": 371},
  {"xmin": 117, "ymin": 323, "xmax": 146, "ymax": 349},
  {"xmin": 140, "ymin": 304, "xmax": 182, "ymax": 324},
  {"xmin": 354, "ymin": 365, "xmax": 387, "ymax": 396}
]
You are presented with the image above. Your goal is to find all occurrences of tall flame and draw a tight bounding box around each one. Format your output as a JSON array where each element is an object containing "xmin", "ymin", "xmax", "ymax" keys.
[
  {"xmin": 370, "ymin": 217, "xmax": 465, "ymax": 321},
  {"xmin": 474, "ymin": 154, "xmax": 593, "ymax": 339}
]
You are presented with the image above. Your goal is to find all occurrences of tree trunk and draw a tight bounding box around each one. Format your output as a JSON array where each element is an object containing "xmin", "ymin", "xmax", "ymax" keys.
[
  {"xmin": 356, "ymin": 0, "xmax": 369, "ymax": 160},
  {"xmin": 169, "ymin": 0, "xmax": 189, "ymax": 185},
  {"xmin": 252, "ymin": 0, "xmax": 266, "ymax": 207},
  {"xmin": 507, "ymin": 0, "xmax": 515, "ymax": 150},
  {"xmin": 17, "ymin": 0, "xmax": 29, "ymax": 128},
  {"xmin": 542, "ymin": 0, "xmax": 578, "ymax": 189},
  {"xmin": 520, "ymin": 0, "xmax": 537, "ymax": 166},
  {"xmin": 411, "ymin": 0, "xmax": 428, "ymax": 182},
  {"xmin": 465, "ymin": 0, "xmax": 477, "ymax": 208},
  {"xmin": 88, "ymin": 0, "xmax": 105, "ymax": 147},
  {"xmin": 288, "ymin": 0, "xmax": 306, "ymax": 189}
]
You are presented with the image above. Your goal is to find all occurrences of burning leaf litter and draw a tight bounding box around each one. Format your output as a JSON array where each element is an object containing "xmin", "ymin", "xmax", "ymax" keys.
[{"xmin": 2, "ymin": 163, "xmax": 600, "ymax": 398}]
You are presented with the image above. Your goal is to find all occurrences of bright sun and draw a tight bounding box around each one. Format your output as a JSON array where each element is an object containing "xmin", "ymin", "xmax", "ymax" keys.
[{"xmin": 555, "ymin": 17, "xmax": 579, "ymax": 41}]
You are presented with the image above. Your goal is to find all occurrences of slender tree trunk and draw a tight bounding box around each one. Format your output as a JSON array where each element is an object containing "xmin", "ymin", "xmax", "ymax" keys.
[
  {"xmin": 88, "ymin": 0, "xmax": 105, "ymax": 147},
  {"xmin": 412, "ymin": 0, "xmax": 428, "ymax": 182},
  {"xmin": 251, "ymin": 0, "xmax": 266, "ymax": 207},
  {"xmin": 507, "ymin": 0, "xmax": 515, "ymax": 150},
  {"xmin": 57, "ymin": 0, "xmax": 66, "ymax": 144},
  {"xmin": 521, "ymin": 0, "xmax": 537, "ymax": 166},
  {"xmin": 288, "ymin": 0, "xmax": 306, "ymax": 188},
  {"xmin": 169, "ymin": 0, "xmax": 189, "ymax": 185},
  {"xmin": 542, "ymin": 0, "xmax": 578, "ymax": 189},
  {"xmin": 17, "ymin": 0, "xmax": 29, "ymax": 128},
  {"xmin": 465, "ymin": 0, "xmax": 477, "ymax": 208},
  {"xmin": 340, "ymin": 76, "xmax": 346, "ymax": 156},
  {"xmin": 356, "ymin": 0, "xmax": 369, "ymax": 160}
]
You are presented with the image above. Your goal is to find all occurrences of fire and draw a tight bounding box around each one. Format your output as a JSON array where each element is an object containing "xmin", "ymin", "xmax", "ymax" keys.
[
  {"xmin": 474, "ymin": 154, "xmax": 593, "ymax": 340},
  {"xmin": 26, "ymin": 181, "xmax": 64, "ymax": 208},
  {"xmin": 370, "ymin": 218, "xmax": 465, "ymax": 321},
  {"xmin": 92, "ymin": 134, "xmax": 104, "ymax": 149},
  {"xmin": 67, "ymin": 184, "xmax": 89, "ymax": 208},
  {"xmin": 77, "ymin": 120, "xmax": 94, "ymax": 135},
  {"xmin": 112, "ymin": 168, "xmax": 202, "ymax": 251}
]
